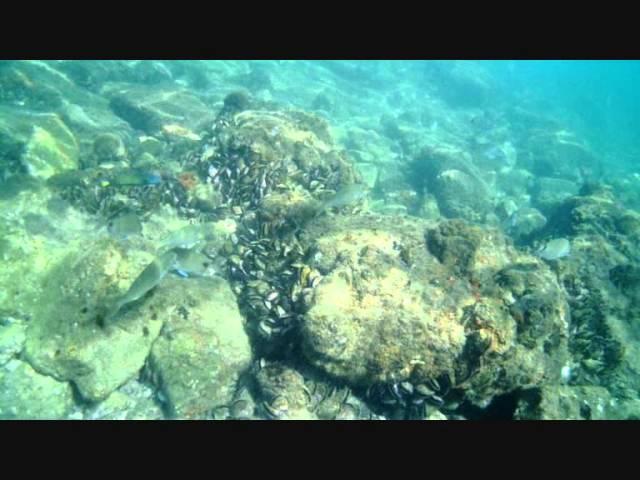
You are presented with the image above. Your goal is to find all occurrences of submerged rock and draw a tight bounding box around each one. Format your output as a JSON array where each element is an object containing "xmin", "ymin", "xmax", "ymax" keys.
[
  {"xmin": 84, "ymin": 379, "xmax": 164, "ymax": 420},
  {"xmin": 0, "ymin": 320, "xmax": 26, "ymax": 366},
  {"xmin": 496, "ymin": 168, "xmax": 534, "ymax": 198},
  {"xmin": 0, "ymin": 106, "xmax": 79, "ymax": 180},
  {"xmin": 147, "ymin": 276, "xmax": 252, "ymax": 419},
  {"xmin": 186, "ymin": 101, "xmax": 360, "ymax": 232},
  {"xmin": 23, "ymin": 239, "xmax": 163, "ymax": 402},
  {"xmin": 0, "ymin": 359, "xmax": 74, "ymax": 419},
  {"xmin": 434, "ymin": 169, "xmax": 492, "ymax": 222},
  {"xmin": 104, "ymin": 83, "xmax": 214, "ymax": 135},
  {"xmin": 504, "ymin": 207, "xmax": 547, "ymax": 243},
  {"xmin": 531, "ymin": 176, "xmax": 580, "ymax": 214},
  {"xmin": 409, "ymin": 144, "xmax": 492, "ymax": 223},
  {"xmin": 298, "ymin": 215, "xmax": 569, "ymax": 408},
  {"xmin": 514, "ymin": 385, "xmax": 632, "ymax": 420},
  {"xmin": 542, "ymin": 189, "xmax": 640, "ymax": 401},
  {"xmin": 519, "ymin": 129, "xmax": 601, "ymax": 182},
  {"xmin": 92, "ymin": 132, "xmax": 127, "ymax": 166},
  {"xmin": 424, "ymin": 61, "xmax": 495, "ymax": 108}
]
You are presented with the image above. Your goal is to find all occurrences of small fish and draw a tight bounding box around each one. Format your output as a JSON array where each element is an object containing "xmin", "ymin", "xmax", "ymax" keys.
[
  {"xmin": 289, "ymin": 183, "xmax": 369, "ymax": 235},
  {"xmin": 104, "ymin": 250, "xmax": 177, "ymax": 325},
  {"xmin": 536, "ymin": 238, "xmax": 571, "ymax": 261},
  {"xmin": 170, "ymin": 248, "xmax": 219, "ymax": 278},
  {"xmin": 160, "ymin": 223, "xmax": 215, "ymax": 250},
  {"xmin": 321, "ymin": 183, "xmax": 368, "ymax": 211},
  {"xmin": 107, "ymin": 211, "xmax": 142, "ymax": 239},
  {"xmin": 174, "ymin": 268, "xmax": 190, "ymax": 278},
  {"xmin": 62, "ymin": 101, "xmax": 99, "ymax": 128},
  {"xmin": 23, "ymin": 213, "xmax": 58, "ymax": 237}
]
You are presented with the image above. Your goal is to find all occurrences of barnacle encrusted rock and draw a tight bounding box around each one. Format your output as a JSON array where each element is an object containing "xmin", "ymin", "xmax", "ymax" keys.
[
  {"xmin": 299, "ymin": 215, "xmax": 570, "ymax": 405},
  {"xmin": 187, "ymin": 100, "xmax": 360, "ymax": 224}
]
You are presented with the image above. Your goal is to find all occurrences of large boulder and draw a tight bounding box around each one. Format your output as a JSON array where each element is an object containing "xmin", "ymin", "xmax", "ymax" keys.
[
  {"xmin": 514, "ymin": 385, "xmax": 640, "ymax": 420},
  {"xmin": 298, "ymin": 215, "xmax": 569, "ymax": 409},
  {"xmin": 409, "ymin": 144, "xmax": 493, "ymax": 222},
  {"xmin": 83, "ymin": 379, "xmax": 164, "ymax": 420},
  {"xmin": 23, "ymin": 238, "xmax": 163, "ymax": 402},
  {"xmin": 520, "ymin": 130, "xmax": 601, "ymax": 182},
  {"xmin": 434, "ymin": 169, "xmax": 492, "ymax": 222},
  {"xmin": 0, "ymin": 359, "xmax": 74, "ymax": 419},
  {"xmin": 531, "ymin": 176, "xmax": 580, "ymax": 215},
  {"xmin": 147, "ymin": 276, "xmax": 252, "ymax": 419},
  {"xmin": 0, "ymin": 319, "xmax": 26, "ymax": 366},
  {"xmin": 424, "ymin": 61, "xmax": 495, "ymax": 108},
  {"xmin": 0, "ymin": 106, "xmax": 79, "ymax": 180},
  {"xmin": 541, "ymin": 187, "xmax": 640, "ymax": 402},
  {"xmin": 103, "ymin": 82, "xmax": 214, "ymax": 135}
]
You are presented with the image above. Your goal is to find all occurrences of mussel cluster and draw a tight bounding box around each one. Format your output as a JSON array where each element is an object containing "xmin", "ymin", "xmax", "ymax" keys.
[
  {"xmin": 366, "ymin": 374, "xmax": 462, "ymax": 419},
  {"xmin": 48, "ymin": 167, "xmax": 212, "ymax": 221},
  {"xmin": 183, "ymin": 108, "xmax": 358, "ymax": 355},
  {"xmin": 564, "ymin": 274, "xmax": 625, "ymax": 386}
]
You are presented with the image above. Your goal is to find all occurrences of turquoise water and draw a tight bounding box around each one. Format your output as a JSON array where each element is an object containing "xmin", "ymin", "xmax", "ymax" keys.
[{"xmin": 0, "ymin": 60, "xmax": 639, "ymax": 420}]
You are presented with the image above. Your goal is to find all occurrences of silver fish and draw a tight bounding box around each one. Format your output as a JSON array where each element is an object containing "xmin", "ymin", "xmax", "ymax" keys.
[
  {"xmin": 107, "ymin": 212, "xmax": 142, "ymax": 239},
  {"xmin": 321, "ymin": 183, "xmax": 368, "ymax": 212},
  {"xmin": 105, "ymin": 250, "xmax": 178, "ymax": 324},
  {"xmin": 160, "ymin": 224, "xmax": 215, "ymax": 250},
  {"xmin": 536, "ymin": 238, "xmax": 571, "ymax": 261}
]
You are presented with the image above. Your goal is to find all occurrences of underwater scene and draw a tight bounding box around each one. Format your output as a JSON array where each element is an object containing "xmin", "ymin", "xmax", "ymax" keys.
[{"xmin": 1, "ymin": 60, "xmax": 639, "ymax": 420}]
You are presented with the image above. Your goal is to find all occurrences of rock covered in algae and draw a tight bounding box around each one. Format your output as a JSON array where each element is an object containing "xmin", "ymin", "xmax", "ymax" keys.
[
  {"xmin": 546, "ymin": 184, "xmax": 640, "ymax": 240},
  {"xmin": 0, "ymin": 359, "xmax": 74, "ymax": 419},
  {"xmin": 0, "ymin": 320, "xmax": 26, "ymax": 366},
  {"xmin": 434, "ymin": 169, "xmax": 492, "ymax": 222},
  {"xmin": 408, "ymin": 144, "xmax": 493, "ymax": 223},
  {"xmin": 531, "ymin": 176, "xmax": 580, "ymax": 214},
  {"xmin": 505, "ymin": 207, "xmax": 547, "ymax": 243},
  {"xmin": 0, "ymin": 105, "xmax": 79, "ymax": 180},
  {"xmin": 23, "ymin": 238, "xmax": 164, "ymax": 402},
  {"xmin": 513, "ymin": 385, "xmax": 638, "ymax": 420},
  {"xmin": 147, "ymin": 276, "xmax": 252, "ymax": 419},
  {"xmin": 104, "ymin": 82, "xmax": 214, "ymax": 135},
  {"xmin": 521, "ymin": 129, "xmax": 601, "ymax": 182},
  {"xmin": 539, "ymin": 188, "xmax": 640, "ymax": 401},
  {"xmin": 298, "ymin": 215, "xmax": 569, "ymax": 406}
]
